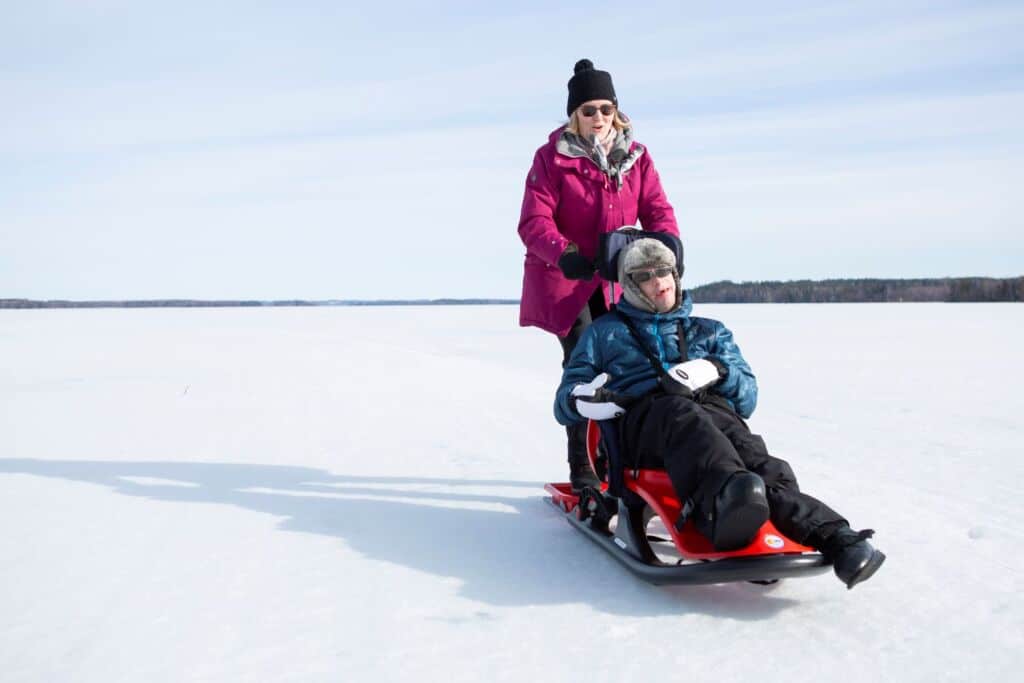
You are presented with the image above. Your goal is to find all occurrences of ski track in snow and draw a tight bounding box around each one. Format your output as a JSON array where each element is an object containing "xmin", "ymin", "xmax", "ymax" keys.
[{"xmin": 1, "ymin": 304, "xmax": 1021, "ymax": 682}]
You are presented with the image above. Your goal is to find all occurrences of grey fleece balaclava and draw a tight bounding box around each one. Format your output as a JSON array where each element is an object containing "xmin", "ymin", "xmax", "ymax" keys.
[{"xmin": 618, "ymin": 238, "xmax": 682, "ymax": 313}]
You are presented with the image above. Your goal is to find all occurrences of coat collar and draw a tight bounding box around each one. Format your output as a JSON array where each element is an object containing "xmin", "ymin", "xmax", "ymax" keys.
[
  {"xmin": 549, "ymin": 126, "xmax": 644, "ymax": 188},
  {"xmin": 615, "ymin": 290, "xmax": 693, "ymax": 323}
]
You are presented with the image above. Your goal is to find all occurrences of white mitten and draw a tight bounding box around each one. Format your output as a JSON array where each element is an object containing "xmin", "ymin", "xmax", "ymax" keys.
[
  {"xmin": 663, "ymin": 359, "xmax": 721, "ymax": 394},
  {"xmin": 571, "ymin": 373, "xmax": 628, "ymax": 420}
]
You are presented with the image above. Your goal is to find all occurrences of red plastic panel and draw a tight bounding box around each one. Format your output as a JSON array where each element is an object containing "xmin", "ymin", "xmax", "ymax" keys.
[{"xmin": 583, "ymin": 419, "xmax": 816, "ymax": 560}]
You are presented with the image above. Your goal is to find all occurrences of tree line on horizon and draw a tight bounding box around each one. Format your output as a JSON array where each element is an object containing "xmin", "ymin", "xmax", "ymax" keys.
[
  {"xmin": 2, "ymin": 277, "xmax": 1022, "ymax": 308},
  {"xmin": 0, "ymin": 298, "xmax": 518, "ymax": 309},
  {"xmin": 688, "ymin": 276, "xmax": 1023, "ymax": 303}
]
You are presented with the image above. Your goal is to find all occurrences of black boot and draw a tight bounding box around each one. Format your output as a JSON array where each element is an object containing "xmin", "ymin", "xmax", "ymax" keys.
[
  {"xmin": 570, "ymin": 460, "xmax": 600, "ymax": 491},
  {"xmin": 567, "ymin": 422, "xmax": 600, "ymax": 492},
  {"xmin": 703, "ymin": 471, "xmax": 770, "ymax": 551},
  {"xmin": 822, "ymin": 527, "xmax": 886, "ymax": 590}
]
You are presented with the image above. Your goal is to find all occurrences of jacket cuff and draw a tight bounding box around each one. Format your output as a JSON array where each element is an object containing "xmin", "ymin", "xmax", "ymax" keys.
[
  {"xmin": 706, "ymin": 357, "xmax": 729, "ymax": 383},
  {"xmin": 541, "ymin": 236, "xmax": 571, "ymax": 267}
]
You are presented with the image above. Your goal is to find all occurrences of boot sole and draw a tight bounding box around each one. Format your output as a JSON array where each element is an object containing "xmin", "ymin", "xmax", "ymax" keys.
[
  {"xmin": 844, "ymin": 550, "xmax": 886, "ymax": 590},
  {"xmin": 712, "ymin": 499, "xmax": 770, "ymax": 551}
]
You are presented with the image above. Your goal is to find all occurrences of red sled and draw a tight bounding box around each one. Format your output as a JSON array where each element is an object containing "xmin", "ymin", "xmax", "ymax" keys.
[{"xmin": 545, "ymin": 420, "xmax": 831, "ymax": 585}]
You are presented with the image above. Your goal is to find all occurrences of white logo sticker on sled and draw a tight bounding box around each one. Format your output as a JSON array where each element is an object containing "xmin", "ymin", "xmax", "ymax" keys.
[{"xmin": 763, "ymin": 534, "xmax": 784, "ymax": 549}]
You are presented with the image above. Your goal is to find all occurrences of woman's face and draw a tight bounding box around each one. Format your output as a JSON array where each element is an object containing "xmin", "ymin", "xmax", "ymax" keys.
[{"xmin": 575, "ymin": 99, "xmax": 616, "ymax": 142}]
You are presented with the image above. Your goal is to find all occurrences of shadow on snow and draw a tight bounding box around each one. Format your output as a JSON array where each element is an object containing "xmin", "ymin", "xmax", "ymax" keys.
[{"xmin": 0, "ymin": 458, "xmax": 812, "ymax": 618}]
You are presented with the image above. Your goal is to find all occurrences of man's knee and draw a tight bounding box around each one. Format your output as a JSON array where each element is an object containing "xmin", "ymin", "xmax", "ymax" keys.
[{"xmin": 760, "ymin": 456, "xmax": 799, "ymax": 492}]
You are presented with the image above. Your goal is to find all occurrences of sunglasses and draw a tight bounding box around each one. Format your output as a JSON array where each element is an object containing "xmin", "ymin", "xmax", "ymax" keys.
[
  {"xmin": 630, "ymin": 266, "xmax": 674, "ymax": 284},
  {"xmin": 579, "ymin": 104, "xmax": 616, "ymax": 117}
]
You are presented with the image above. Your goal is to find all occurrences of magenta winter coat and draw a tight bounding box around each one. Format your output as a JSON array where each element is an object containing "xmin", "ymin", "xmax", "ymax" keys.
[{"xmin": 517, "ymin": 127, "xmax": 679, "ymax": 336}]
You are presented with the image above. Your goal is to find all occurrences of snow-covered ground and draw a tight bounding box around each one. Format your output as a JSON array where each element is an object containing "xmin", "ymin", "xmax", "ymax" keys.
[{"xmin": 2, "ymin": 304, "xmax": 1021, "ymax": 682}]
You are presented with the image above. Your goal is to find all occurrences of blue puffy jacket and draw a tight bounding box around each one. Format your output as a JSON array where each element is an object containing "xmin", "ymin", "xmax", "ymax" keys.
[{"xmin": 554, "ymin": 292, "xmax": 758, "ymax": 425}]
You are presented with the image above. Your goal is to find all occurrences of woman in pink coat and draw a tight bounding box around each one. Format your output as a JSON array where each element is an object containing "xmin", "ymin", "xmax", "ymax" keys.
[{"xmin": 517, "ymin": 58, "xmax": 680, "ymax": 490}]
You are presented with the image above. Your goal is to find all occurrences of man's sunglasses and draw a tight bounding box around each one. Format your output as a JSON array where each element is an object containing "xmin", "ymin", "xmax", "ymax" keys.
[
  {"xmin": 630, "ymin": 266, "xmax": 674, "ymax": 284},
  {"xmin": 579, "ymin": 104, "xmax": 616, "ymax": 117}
]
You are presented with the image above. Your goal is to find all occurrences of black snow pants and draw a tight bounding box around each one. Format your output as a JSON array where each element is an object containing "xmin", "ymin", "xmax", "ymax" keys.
[
  {"xmin": 621, "ymin": 392, "xmax": 846, "ymax": 547},
  {"xmin": 558, "ymin": 290, "xmax": 609, "ymax": 466}
]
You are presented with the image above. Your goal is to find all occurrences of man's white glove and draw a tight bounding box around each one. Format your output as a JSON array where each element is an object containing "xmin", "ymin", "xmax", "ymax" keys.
[
  {"xmin": 663, "ymin": 359, "xmax": 722, "ymax": 395},
  {"xmin": 570, "ymin": 373, "xmax": 630, "ymax": 420}
]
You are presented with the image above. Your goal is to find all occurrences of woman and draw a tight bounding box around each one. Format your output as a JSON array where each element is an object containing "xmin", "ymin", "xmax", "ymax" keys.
[{"xmin": 517, "ymin": 58, "xmax": 680, "ymax": 490}]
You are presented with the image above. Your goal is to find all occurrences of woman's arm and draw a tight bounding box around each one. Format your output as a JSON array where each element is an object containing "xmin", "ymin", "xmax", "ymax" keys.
[{"xmin": 518, "ymin": 148, "xmax": 570, "ymax": 266}]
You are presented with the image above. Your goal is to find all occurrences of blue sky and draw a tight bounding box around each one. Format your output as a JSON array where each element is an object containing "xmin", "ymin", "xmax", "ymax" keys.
[{"xmin": 3, "ymin": 0, "xmax": 1022, "ymax": 299}]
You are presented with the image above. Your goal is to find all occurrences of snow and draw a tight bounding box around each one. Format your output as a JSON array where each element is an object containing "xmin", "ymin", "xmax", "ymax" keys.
[{"xmin": 1, "ymin": 304, "xmax": 1022, "ymax": 682}]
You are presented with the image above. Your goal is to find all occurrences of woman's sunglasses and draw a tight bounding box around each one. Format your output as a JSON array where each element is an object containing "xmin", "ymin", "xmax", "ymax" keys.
[
  {"xmin": 579, "ymin": 104, "xmax": 616, "ymax": 117},
  {"xmin": 630, "ymin": 266, "xmax": 674, "ymax": 284}
]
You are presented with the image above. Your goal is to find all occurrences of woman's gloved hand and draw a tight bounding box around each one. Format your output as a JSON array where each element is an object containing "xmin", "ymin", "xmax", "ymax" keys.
[{"xmin": 557, "ymin": 244, "xmax": 596, "ymax": 280}]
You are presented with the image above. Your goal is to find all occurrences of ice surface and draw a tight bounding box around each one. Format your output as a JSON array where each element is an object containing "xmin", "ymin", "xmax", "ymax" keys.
[{"xmin": 2, "ymin": 304, "xmax": 1022, "ymax": 681}]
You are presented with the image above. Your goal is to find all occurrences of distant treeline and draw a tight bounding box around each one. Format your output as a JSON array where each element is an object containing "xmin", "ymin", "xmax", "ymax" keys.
[
  {"xmin": 3, "ymin": 277, "xmax": 1022, "ymax": 309},
  {"xmin": 0, "ymin": 298, "xmax": 519, "ymax": 309},
  {"xmin": 688, "ymin": 277, "xmax": 1023, "ymax": 303}
]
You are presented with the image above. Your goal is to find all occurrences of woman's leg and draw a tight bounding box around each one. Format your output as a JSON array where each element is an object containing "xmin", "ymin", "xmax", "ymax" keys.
[{"xmin": 557, "ymin": 290, "xmax": 608, "ymax": 490}]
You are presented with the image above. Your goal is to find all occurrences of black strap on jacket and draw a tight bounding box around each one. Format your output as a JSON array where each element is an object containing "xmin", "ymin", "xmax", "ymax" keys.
[
  {"xmin": 611, "ymin": 308, "xmax": 687, "ymax": 377},
  {"xmin": 606, "ymin": 308, "xmax": 690, "ymax": 488},
  {"xmin": 614, "ymin": 307, "xmax": 737, "ymax": 420},
  {"xmin": 611, "ymin": 308, "xmax": 704, "ymax": 520}
]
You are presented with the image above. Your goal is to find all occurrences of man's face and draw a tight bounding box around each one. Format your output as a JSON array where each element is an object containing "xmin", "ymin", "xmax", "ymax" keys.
[{"xmin": 633, "ymin": 266, "xmax": 677, "ymax": 313}]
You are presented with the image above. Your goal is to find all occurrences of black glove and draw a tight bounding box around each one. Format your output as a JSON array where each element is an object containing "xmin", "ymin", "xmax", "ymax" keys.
[{"xmin": 557, "ymin": 246, "xmax": 595, "ymax": 280}]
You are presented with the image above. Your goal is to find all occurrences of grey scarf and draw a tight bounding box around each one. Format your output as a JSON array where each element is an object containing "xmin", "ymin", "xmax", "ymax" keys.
[{"xmin": 557, "ymin": 127, "xmax": 645, "ymax": 189}]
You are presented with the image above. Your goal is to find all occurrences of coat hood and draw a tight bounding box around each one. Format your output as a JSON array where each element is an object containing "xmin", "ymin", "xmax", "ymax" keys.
[
  {"xmin": 617, "ymin": 237, "xmax": 682, "ymax": 314},
  {"xmin": 615, "ymin": 289, "xmax": 693, "ymax": 322}
]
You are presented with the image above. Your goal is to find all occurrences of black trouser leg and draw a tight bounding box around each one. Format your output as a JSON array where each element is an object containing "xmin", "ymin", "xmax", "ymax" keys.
[
  {"xmin": 623, "ymin": 394, "xmax": 848, "ymax": 547},
  {"xmin": 623, "ymin": 395, "xmax": 747, "ymax": 510},
  {"xmin": 557, "ymin": 289, "xmax": 608, "ymax": 367},
  {"xmin": 557, "ymin": 290, "xmax": 609, "ymax": 472},
  {"xmin": 564, "ymin": 422, "xmax": 589, "ymax": 466},
  {"xmin": 702, "ymin": 402, "xmax": 847, "ymax": 546}
]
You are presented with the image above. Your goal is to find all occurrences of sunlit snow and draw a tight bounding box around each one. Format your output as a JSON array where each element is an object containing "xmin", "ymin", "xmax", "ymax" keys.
[{"xmin": 2, "ymin": 304, "xmax": 1021, "ymax": 681}]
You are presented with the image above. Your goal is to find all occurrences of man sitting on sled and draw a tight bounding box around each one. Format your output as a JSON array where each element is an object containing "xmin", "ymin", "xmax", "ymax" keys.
[{"xmin": 554, "ymin": 237, "xmax": 885, "ymax": 589}]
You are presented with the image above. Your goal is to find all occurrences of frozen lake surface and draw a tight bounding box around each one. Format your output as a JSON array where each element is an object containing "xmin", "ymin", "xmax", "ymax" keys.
[{"xmin": 2, "ymin": 303, "xmax": 1022, "ymax": 681}]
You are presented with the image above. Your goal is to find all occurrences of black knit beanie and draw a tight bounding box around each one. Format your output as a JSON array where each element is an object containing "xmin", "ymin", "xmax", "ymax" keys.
[{"xmin": 566, "ymin": 59, "xmax": 617, "ymax": 116}]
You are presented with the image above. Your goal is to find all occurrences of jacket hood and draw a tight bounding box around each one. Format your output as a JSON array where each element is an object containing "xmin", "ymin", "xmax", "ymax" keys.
[
  {"xmin": 618, "ymin": 237, "xmax": 681, "ymax": 313},
  {"xmin": 546, "ymin": 126, "xmax": 640, "ymax": 154}
]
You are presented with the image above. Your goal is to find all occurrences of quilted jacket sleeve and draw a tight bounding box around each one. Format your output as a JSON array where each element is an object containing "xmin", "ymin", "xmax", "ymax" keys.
[
  {"xmin": 553, "ymin": 327, "xmax": 604, "ymax": 426},
  {"xmin": 708, "ymin": 322, "xmax": 758, "ymax": 418}
]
